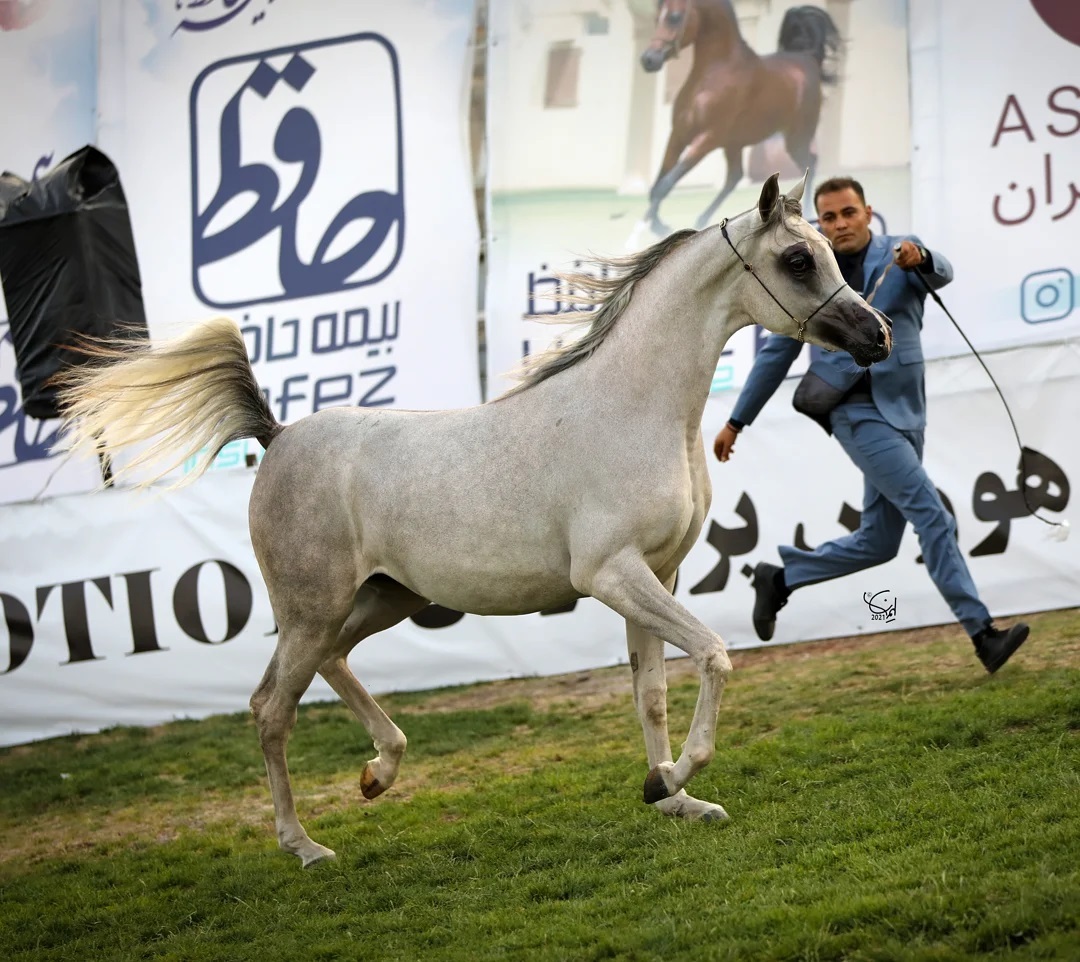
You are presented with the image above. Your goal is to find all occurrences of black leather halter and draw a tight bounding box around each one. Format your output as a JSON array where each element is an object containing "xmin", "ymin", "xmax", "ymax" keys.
[{"xmin": 719, "ymin": 218, "xmax": 848, "ymax": 342}]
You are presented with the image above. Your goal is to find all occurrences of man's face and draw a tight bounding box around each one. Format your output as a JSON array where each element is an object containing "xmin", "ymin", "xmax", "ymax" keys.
[{"xmin": 815, "ymin": 188, "xmax": 873, "ymax": 254}]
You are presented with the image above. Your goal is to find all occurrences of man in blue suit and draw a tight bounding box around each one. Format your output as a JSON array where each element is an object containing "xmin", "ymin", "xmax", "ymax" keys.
[{"xmin": 713, "ymin": 176, "xmax": 1029, "ymax": 673}]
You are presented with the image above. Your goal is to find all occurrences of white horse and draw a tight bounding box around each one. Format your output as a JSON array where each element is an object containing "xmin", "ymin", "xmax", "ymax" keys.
[{"xmin": 57, "ymin": 174, "xmax": 890, "ymax": 867}]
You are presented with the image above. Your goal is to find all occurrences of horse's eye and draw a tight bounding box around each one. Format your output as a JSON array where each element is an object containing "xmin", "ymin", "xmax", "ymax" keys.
[
  {"xmin": 667, "ymin": 11, "xmax": 684, "ymax": 25},
  {"xmin": 789, "ymin": 254, "xmax": 809, "ymax": 273}
]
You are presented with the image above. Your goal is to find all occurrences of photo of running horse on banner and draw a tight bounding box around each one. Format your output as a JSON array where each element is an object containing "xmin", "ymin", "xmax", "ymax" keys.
[{"xmin": 635, "ymin": 1, "xmax": 842, "ymax": 237}]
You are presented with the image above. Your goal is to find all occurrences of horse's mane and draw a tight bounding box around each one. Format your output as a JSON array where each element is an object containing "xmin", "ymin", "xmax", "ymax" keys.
[{"xmin": 497, "ymin": 228, "xmax": 698, "ymax": 399}]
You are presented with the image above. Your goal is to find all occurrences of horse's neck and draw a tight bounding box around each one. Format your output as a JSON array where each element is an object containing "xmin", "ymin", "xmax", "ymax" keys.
[
  {"xmin": 584, "ymin": 236, "xmax": 743, "ymax": 430},
  {"xmin": 692, "ymin": 1, "xmax": 754, "ymax": 67}
]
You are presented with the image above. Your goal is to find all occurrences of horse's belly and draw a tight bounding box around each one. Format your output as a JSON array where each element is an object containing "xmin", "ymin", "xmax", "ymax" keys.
[{"xmin": 399, "ymin": 557, "xmax": 581, "ymax": 617}]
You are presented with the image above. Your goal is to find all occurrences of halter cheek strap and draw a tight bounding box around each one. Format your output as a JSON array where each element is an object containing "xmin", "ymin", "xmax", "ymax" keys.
[{"xmin": 720, "ymin": 218, "xmax": 848, "ymax": 342}]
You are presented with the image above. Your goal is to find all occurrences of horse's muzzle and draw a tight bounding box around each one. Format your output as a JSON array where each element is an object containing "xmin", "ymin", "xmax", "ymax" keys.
[
  {"xmin": 640, "ymin": 46, "xmax": 670, "ymax": 72},
  {"xmin": 849, "ymin": 306, "xmax": 892, "ymax": 367}
]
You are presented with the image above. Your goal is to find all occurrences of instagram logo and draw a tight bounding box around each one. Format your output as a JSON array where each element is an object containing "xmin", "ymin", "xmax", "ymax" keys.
[{"xmin": 1020, "ymin": 268, "xmax": 1074, "ymax": 323}]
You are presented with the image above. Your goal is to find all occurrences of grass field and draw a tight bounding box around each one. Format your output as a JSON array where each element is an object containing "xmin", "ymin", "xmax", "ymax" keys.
[{"xmin": 2, "ymin": 608, "xmax": 1078, "ymax": 961}]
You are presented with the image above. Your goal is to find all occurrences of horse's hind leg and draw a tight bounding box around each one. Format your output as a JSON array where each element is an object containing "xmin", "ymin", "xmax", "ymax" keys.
[
  {"xmin": 318, "ymin": 576, "xmax": 429, "ymax": 801},
  {"xmin": 250, "ymin": 616, "xmax": 345, "ymax": 867}
]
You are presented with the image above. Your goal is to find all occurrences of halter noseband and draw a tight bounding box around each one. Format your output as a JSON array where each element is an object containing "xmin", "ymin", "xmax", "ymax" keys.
[{"xmin": 719, "ymin": 217, "xmax": 848, "ymax": 342}]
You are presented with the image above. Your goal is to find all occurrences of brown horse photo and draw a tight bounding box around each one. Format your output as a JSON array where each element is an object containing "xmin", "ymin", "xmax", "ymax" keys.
[{"xmin": 638, "ymin": 0, "xmax": 842, "ymax": 236}]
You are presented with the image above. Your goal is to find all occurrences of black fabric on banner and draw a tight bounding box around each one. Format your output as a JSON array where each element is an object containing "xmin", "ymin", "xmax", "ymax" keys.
[{"xmin": 0, "ymin": 145, "xmax": 148, "ymax": 421}]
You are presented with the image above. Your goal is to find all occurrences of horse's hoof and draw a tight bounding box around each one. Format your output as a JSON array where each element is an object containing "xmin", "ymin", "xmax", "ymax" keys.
[
  {"xmin": 643, "ymin": 766, "xmax": 672, "ymax": 804},
  {"xmin": 361, "ymin": 763, "xmax": 386, "ymax": 800},
  {"xmin": 300, "ymin": 845, "xmax": 336, "ymax": 868},
  {"xmin": 701, "ymin": 808, "xmax": 729, "ymax": 824}
]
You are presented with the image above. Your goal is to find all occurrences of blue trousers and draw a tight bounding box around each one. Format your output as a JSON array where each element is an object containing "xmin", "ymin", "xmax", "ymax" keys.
[{"xmin": 779, "ymin": 400, "xmax": 991, "ymax": 637}]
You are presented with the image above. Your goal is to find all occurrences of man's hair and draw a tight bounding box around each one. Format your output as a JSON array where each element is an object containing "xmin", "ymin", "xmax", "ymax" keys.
[{"xmin": 813, "ymin": 176, "xmax": 866, "ymax": 208}]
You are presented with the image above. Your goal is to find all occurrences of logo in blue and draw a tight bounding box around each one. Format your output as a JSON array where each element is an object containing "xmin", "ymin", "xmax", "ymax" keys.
[
  {"xmin": 0, "ymin": 324, "xmax": 61, "ymax": 472},
  {"xmin": 175, "ymin": 0, "xmax": 276, "ymax": 33},
  {"xmin": 190, "ymin": 33, "xmax": 404, "ymax": 309},
  {"xmin": 1020, "ymin": 267, "xmax": 1074, "ymax": 324}
]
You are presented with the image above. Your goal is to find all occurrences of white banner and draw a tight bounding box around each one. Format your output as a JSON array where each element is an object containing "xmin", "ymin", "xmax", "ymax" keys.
[
  {"xmin": 910, "ymin": 0, "xmax": 1080, "ymax": 360},
  {"xmin": 3, "ymin": 339, "xmax": 1076, "ymax": 747},
  {"xmin": 0, "ymin": 0, "xmax": 481, "ymax": 505}
]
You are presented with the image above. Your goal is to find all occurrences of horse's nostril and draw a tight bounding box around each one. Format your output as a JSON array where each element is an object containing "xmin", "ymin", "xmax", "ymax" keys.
[{"xmin": 876, "ymin": 326, "xmax": 889, "ymax": 347}]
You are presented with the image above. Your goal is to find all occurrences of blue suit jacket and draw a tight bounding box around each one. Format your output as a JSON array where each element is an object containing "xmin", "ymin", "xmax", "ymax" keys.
[{"xmin": 729, "ymin": 233, "xmax": 953, "ymax": 433}]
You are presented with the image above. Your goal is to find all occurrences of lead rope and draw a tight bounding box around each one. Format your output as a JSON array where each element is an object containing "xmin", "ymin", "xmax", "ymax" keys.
[{"xmin": 868, "ymin": 246, "xmax": 1068, "ymax": 539}]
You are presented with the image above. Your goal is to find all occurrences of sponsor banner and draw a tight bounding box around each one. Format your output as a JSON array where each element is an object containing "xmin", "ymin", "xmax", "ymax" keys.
[
  {"xmin": 0, "ymin": 0, "xmax": 102, "ymax": 505},
  {"xmin": 910, "ymin": 0, "xmax": 1080, "ymax": 358},
  {"xmin": 3, "ymin": 339, "xmax": 1076, "ymax": 747},
  {"xmin": 484, "ymin": 0, "xmax": 913, "ymax": 399},
  {"xmin": 0, "ymin": 0, "xmax": 481, "ymax": 506}
]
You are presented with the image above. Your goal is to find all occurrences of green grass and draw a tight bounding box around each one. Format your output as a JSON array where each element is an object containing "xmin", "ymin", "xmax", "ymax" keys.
[{"xmin": 2, "ymin": 610, "xmax": 1078, "ymax": 961}]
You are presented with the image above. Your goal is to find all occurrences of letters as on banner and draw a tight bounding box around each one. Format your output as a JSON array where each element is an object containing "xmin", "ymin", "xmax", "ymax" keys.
[{"xmin": 190, "ymin": 34, "xmax": 405, "ymax": 309}]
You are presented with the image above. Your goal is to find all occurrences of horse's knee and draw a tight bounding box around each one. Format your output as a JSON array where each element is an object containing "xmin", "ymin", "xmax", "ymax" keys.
[{"xmin": 699, "ymin": 644, "xmax": 732, "ymax": 681}]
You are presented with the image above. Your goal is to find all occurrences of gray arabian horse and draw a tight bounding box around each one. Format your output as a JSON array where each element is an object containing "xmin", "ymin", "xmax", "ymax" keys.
[{"xmin": 57, "ymin": 174, "xmax": 890, "ymax": 867}]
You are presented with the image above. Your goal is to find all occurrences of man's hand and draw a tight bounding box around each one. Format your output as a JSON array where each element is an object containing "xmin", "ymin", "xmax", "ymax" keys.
[
  {"xmin": 713, "ymin": 422, "xmax": 740, "ymax": 462},
  {"xmin": 893, "ymin": 239, "xmax": 927, "ymax": 270}
]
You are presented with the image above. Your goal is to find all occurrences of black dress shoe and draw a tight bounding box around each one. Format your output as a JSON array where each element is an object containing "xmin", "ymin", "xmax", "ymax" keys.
[
  {"xmin": 973, "ymin": 622, "xmax": 1030, "ymax": 674},
  {"xmin": 751, "ymin": 562, "xmax": 789, "ymax": 642}
]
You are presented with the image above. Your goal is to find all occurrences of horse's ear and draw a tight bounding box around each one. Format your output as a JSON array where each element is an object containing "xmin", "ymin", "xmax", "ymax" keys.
[
  {"xmin": 757, "ymin": 173, "xmax": 781, "ymax": 222},
  {"xmin": 786, "ymin": 169, "xmax": 809, "ymax": 206}
]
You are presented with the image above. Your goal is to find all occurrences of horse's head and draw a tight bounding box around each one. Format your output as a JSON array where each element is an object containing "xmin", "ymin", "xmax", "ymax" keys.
[
  {"xmin": 640, "ymin": 0, "xmax": 699, "ymax": 72},
  {"xmin": 725, "ymin": 173, "xmax": 891, "ymax": 368}
]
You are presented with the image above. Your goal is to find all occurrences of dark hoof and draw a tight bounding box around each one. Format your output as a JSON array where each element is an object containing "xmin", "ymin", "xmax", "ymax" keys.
[
  {"xmin": 360, "ymin": 765, "xmax": 385, "ymax": 800},
  {"xmin": 643, "ymin": 767, "xmax": 672, "ymax": 804},
  {"xmin": 701, "ymin": 809, "xmax": 729, "ymax": 824}
]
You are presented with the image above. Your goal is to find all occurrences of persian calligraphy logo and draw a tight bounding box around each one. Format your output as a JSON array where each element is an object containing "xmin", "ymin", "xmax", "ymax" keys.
[{"xmin": 190, "ymin": 33, "xmax": 404, "ymax": 309}]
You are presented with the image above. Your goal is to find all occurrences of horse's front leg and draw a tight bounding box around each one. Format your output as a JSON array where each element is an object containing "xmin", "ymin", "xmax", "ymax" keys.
[
  {"xmin": 638, "ymin": 132, "xmax": 711, "ymax": 238},
  {"xmin": 695, "ymin": 145, "xmax": 744, "ymax": 229},
  {"xmin": 627, "ymin": 604, "xmax": 729, "ymax": 823},
  {"xmin": 580, "ymin": 551, "xmax": 732, "ymax": 806}
]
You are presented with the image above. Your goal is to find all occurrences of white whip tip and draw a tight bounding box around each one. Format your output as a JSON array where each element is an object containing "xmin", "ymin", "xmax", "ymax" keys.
[{"xmin": 1046, "ymin": 518, "xmax": 1071, "ymax": 542}]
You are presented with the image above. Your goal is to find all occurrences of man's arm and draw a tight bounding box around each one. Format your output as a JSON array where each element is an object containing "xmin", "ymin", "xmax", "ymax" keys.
[
  {"xmin": 714, "ymin": 332, "xmax": 803, "ymax": 461},
  {"xmin": 729, "ymin": 332, "xmax": 804, "ymax": 427},
  {"xmin": 902, "ymin": 235, "xmax": 953, "ymax": 292}
]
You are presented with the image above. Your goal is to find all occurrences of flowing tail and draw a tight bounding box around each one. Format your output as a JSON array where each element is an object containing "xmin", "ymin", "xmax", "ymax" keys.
[
  {"xmin": 56, "ymin": 316, "xmax": 280, "ymax": 489},
  {"xmin": 777, "ymin": 5, "xmax": 842, "ymax": 84}
]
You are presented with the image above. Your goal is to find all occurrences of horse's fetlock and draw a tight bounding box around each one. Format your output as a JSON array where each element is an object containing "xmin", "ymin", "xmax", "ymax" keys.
[
  {"xmin": 689, "ymin": 743, "xmax": 716, "ymax": 770},
  {"xmin": 377, "ymin": 731, "xmax": 407, "ymax": 760}
]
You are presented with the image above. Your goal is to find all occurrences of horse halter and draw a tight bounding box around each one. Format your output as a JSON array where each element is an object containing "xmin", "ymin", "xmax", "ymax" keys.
[{"xmin": 719, "ymin": 218, "xmax": 848, "ymax": 342}]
